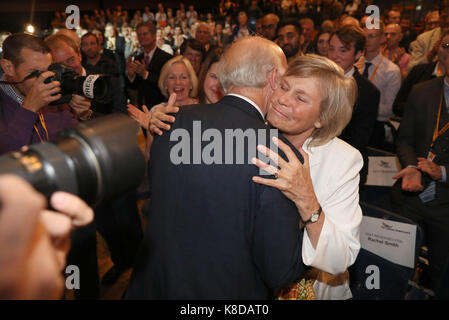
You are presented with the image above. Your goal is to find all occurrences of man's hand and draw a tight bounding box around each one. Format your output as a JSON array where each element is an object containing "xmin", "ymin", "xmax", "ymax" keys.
[
  {"xmin": 0, "ymin": 175, "xmax": 93, "ymax": 299},
  {"xmin": 132, "ymin": 60, "xmax": 149, "ymax": 79},
  {"xmin": 69, "ymin": 94, "xmax": 92, "ymax": 120},
  {"xmin": 22, "ymin": 71, "xmax": 62, "ymax": 113},
  {"xmin": 393, "ymin": 166, "xmax": 423, "ymax": 192},
  {"xmin": 417, "ymin": 157, "xmax": 443, "ymax": 181}
]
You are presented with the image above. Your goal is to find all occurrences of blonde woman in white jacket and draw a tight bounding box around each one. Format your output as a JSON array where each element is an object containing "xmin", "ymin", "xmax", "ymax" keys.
[{"xmin": 252, "ymin": 54, "xmax": 362, "ymax": 299}]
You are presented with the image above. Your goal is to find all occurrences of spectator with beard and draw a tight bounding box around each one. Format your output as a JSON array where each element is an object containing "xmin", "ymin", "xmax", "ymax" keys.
[
  {"xmin": 277, "ymin": 23, "xmax": 302, "ymax": 61},
  {"xmin": 80, "ymin": 32, "xmax": 126, "ymax": 115}
]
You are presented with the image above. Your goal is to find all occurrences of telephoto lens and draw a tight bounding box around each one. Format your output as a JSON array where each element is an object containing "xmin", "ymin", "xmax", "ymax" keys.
[
  {"xmin": 45, "ymin": 63, "xmax": 111, "ymax": 105},
  {"xmin": 0, "ymin": 114, "xmax": 146, "ymax": 207}
]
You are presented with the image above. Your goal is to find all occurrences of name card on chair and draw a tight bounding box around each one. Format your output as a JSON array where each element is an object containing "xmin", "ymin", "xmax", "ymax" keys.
[
  {"xmin": 360, "ymin": 216, "xmax": 416, "ymax": 268},
  {"xmin": 366, "ymin": 156, "xmax": 401, "ymax": 186}
]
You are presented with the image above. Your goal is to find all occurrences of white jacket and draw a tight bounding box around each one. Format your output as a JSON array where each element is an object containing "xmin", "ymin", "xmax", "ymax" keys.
[{"xmin": 301, "ymin": 137, "xmax": 363, "ymax": 299}]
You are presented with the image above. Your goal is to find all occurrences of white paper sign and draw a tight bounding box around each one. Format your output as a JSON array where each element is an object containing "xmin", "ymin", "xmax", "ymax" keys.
[
  {"xmin": 360, "ymin": 216, "xmax": 417, "ymax": 268},
  {"xmin": 365, "ymin": 156, "xmax": 401, "ymax": 186}
]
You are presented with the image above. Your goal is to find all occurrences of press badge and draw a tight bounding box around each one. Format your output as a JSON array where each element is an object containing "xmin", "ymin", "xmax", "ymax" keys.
[{"xmin": 419, "ymin": 180, "xmax": 436, "ymax": 203}]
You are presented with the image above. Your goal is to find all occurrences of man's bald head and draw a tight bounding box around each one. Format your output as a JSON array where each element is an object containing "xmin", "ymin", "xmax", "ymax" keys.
[
  {"xmin": 261, "ymin": 13, "xmax": 280, "ymax": 40},
  {"xmin": 217, "ymin": 36, "xmax": 286, "ymax": 93},
  {"xmin": 385, "ymin": 23, "xmax": 403, "ymax": 48}
]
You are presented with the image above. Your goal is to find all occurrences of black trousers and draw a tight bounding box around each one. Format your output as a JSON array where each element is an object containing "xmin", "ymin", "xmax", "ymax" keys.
[
  {"xmin": 391, "ymin": 181, "xmax": 449, "ymax": 298},
  {"xmin": 95, "ymin": 189, "xmax": 143, "ymax": 271}
]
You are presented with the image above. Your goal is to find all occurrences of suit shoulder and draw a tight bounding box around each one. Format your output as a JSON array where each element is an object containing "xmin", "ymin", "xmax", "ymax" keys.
[
  {"xmin": 156, "ymin": 48, "xmax": 173, "ymax": 61},
  {"xmin": 411, "ymin": 76, "xmax": 442, "ymax": 93}
]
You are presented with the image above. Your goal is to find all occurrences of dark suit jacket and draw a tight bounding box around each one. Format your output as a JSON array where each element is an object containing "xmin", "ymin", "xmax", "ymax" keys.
[
  {"xmin": 128, "ymin": 48, "xmax": 172, "ymax": 108},
  {"xmin": 393, "ymin": 62, "xmax": 437, "ymax": 117},
  {"xmin": 340, "ymin": 68, "xmax": 380, "ymax": 184},
  {"xmin": 126, "ymin": 95, "xmax": 306, "ymax": 299},
  {"xmin": 396, "ymin": 77, "xmax": 449, "ymax": 204}
]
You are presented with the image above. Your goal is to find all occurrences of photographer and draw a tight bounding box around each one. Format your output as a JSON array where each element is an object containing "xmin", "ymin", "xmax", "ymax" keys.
[
  {"xmin": 0, "ymin": 33, "xmax": 79, "ymax": 154},
  {"xmin": 44, "ymin": 34, "xmax": 94, "ymax": 121},
  {"xmin": 0, "ymin": 174, "xmax": 93, "ymax": 299},
  {"xmin": 0, "ymin": 33, "xmax": 99, "ymax": 299},
  {"xmin": 46, "ymin": 33, "xmax": 143, "ymax": 287}
]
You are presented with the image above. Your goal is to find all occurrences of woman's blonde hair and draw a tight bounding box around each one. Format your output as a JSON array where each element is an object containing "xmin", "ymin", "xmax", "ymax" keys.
[
  {"xmin": 286, "ymin": 54, "xmax": 357, "ymax": 147},
  {"xmin": 158, "ymin": 55, "xmax": 199, "ymax": 98}
]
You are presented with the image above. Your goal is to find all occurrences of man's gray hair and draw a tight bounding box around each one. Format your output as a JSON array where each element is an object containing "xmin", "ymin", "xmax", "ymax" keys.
[{"xmin": 217, "ymin": 36, "xmax": 285, "ymax": 93}]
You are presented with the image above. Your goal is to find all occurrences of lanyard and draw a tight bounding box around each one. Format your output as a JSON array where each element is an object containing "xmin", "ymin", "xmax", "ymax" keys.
[
  {"xmin": 429, "ymin": 92, "xmax": 449, "ymax": 160},
  {"xmin": 33, "ymin": 111, "xmax": 49, "ymax": 142},
  {"xmin": 369, "ymin": 56, "xmax": 384, "ymax": 82}
]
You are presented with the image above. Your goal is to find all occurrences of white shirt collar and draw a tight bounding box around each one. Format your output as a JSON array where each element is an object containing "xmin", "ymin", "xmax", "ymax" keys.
[
  {"xmin": 345, "ymin": 67, "xmax": 355, "ymax": 78},
  {"xmin": 226, "ymin": 93, "xmax": 265, "ymax": 120}
]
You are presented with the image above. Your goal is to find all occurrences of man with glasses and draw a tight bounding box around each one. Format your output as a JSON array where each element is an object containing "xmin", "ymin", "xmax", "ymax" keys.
[
  {"xmin": 260, "ymin": 13, "xmax": 279, "ymax": 41},
  {"xmin": 409, "ymin": 1, "xmax": 449, "ymax": 71},
  {"xmin": 391, "ymin": 29, "xmax": 449, "ymax": 299}
]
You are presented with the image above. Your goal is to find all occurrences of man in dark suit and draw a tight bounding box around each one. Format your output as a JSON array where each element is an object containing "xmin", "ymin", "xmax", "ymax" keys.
[
  {"xmin": 391, "ymin": 72, "xmax": 449, "ymax": 298},
  {"xmin": 328, "ymin": 25, "xmax": 380, "ymax": 185},
  {"xmin": 393, "ymin": 61, "xmax": 439, "ymax": 117},
  {"xmin": 126, "ymin": 21, "xmax": 172, "ymax": 110},
  {"xmin": 125, "ymin": 36, "xmax": 305, "ymax": 299}
]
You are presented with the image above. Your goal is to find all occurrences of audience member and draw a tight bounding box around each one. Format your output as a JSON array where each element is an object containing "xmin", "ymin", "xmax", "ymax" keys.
[
  {"xmin": 180, "ymin": 38, "xmax": 205, "ymax": 75},
  {"xmin": 328, "ymin": 25, "xmax": 380, "ymax": 185},
  {"xmin": 299, "ymin": 17, "xmax": 316, "ymax": 53},
  {"xmin": 277, "ymin": 23, "xmax": 302, "ymax": 61},
  {"xmin": 385, "ymin": 8, "xmax": 401, "ymax": 25},
  {"xmin": 383, "ymin": 24, "xmax": 411, "ymax": 78},
  {"xmin": 393, "ymin": 31, "xmax": 449, "ymax": 117},
  {"xmin": 359, "ymin": 22, "xmax": 401, "ymax": 150},
  {"xmin": 261, "ymin": 13, "xmax": 280, "ymax": 41},
  {"xmin": 126, "ymin": 21, "xmax": 172, "ymax": 110},
  {"xmin": 392, "ymin": 29, "xmax": 449, "ymax": 298},
  {"xmin": 313, "ymin": 28, "xmax": 332, "ymax": 56},
  {"xmin": 408, "ymin": 2, "xmax": 449, "ymax": 71}
]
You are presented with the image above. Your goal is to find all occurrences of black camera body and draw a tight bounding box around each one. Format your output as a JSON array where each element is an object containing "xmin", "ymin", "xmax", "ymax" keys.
[{"xmin": 44, "ymin": 63, "xmax": 111, "ymax": 105}]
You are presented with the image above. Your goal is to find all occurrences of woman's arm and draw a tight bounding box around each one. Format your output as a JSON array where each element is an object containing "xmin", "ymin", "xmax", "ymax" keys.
[{"xmin": 252, "ymin": 137, "xmax": 363, "ymax": 274}]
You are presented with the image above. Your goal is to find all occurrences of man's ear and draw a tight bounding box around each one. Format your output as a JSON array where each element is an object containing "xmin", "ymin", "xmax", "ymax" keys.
[
  {"xmin": 268, "ymin": 67, "xmax": 278, "ymax": 90},
  {"xmin": 0, "ymin": 59, "xmax": 15, "ymax": 77}
]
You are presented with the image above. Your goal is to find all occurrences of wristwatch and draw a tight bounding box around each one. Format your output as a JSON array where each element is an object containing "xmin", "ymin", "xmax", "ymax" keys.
[{"xmin": 302, "ymin": 205, "xmax": 322, "ymax": 225}]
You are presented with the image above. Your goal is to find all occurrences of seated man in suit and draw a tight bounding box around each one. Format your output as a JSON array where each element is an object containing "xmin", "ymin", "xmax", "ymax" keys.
[
  {"xmin": 126, "ymin": 21, "xmax": 172, "ymax": 110},
  {"xmin": 392, "ymin": 30, "xmax": 449, "ymax": 299},
  {"xmin": 328, "ymin": 25, "xmax": 380, "ymax": 185},
  {"xmin": 125, "ymin": 36, "xmax": 306, "ymax": 299}
]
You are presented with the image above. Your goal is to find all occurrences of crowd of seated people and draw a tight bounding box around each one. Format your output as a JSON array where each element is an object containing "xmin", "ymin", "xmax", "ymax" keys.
[{"xmin": 1, "ymin": 0, "xmax": 449, "ymax": 300}]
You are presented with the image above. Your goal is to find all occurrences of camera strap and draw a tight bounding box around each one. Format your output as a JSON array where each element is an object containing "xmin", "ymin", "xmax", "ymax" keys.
[{"xmin": 34, "ymin": 111, "xmax": 49, "ymax": 142}]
